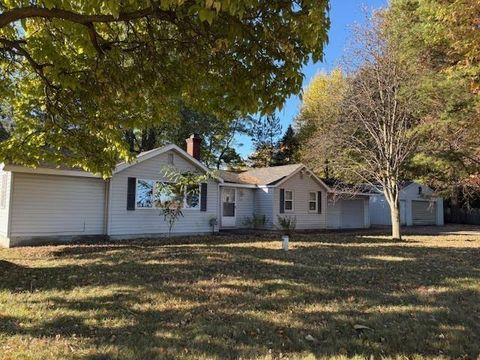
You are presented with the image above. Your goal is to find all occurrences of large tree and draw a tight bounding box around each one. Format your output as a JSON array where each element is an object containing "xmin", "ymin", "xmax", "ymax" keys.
[
  {"xmin": 297, "ymin": 13, "xmax": 421, "ymax": 240},
  {"xmin": 387, "ymin": 0, "xmax": 480, "ymax": 202},
  {"xmin": 0, "ymin": 0, "xmax": 330, "ymax": 175}
]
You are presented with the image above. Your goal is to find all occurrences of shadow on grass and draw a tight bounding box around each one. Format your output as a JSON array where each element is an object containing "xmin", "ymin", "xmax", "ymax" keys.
[{"xmin": 0, "ymin": 233, "xmax": 479, "ymax": 359}]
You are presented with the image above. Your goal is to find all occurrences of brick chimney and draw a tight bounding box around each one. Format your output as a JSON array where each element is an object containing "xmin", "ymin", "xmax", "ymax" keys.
[{"xmin": 186, "ymin": 134, "xmax": 201, "ymax": 161}]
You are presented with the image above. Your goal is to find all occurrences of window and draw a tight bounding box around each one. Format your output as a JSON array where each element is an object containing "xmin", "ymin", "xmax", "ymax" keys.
[
  {"xmin": 418, "ymin": 186, "xmax": 422, "ymax": 195},
  {"xmin": 136, "ymin": 179, "xmax": 199, "ymax": 209},
  {"xmin": 185, "ymin": 184, "xmax": 200, "ymax": 209},
  {"xmin": 136, "ymin": 180, "xmax": 155, "ymax": 208},
  {"xmin": 154, "ymin": 182, "xmax": 183, "ymax": 208},
  {"xmin": 284, "ymin": 190, "xmax": 294, "ymax": 211},
  {"xmin": 308, "ymin": 192, "xmax": 317, "ymax": 212}
]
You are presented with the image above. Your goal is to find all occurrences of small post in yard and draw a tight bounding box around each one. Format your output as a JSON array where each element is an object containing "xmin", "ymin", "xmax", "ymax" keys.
[{"xmin": 282, "ymin": 235, "xmax": 289, "ymax": 251}]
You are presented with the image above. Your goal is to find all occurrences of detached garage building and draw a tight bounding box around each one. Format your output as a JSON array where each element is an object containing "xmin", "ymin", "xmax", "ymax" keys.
[{"xmin": 369, "ymin": 182, "xmax": 444, "ymax": 226}]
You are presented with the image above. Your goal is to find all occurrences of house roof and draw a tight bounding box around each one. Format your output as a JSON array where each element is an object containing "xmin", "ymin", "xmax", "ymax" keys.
[
  {"xmin": 322, "ymin": 178, "xmax": 378, "ymax": 195},
  {"xmin": 219, "ymin": 164, "xmax": 304, "ymax": 186},
  {"xmin": 4, "ymin": 144, "xmax": 216, "ymax": 180},
  {"xmin": 114, "ymin": 144, "xmax": 211, "ymax": 175}
]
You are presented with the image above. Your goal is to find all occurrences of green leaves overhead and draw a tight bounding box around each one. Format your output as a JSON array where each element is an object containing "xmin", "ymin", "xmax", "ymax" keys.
[{"xmin": 0, "ymin": 0, "xmax": 330, "ymax": 175}]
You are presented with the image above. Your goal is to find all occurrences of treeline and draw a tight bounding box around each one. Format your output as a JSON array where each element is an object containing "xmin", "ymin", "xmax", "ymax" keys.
[{"xmin": 293, "ymin": 0, "xmax": 479, "ymax": 238}]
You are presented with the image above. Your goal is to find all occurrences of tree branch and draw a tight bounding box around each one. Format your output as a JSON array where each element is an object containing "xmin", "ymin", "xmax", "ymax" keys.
[{"xmin": 0, "ymin": 5, "xmax": 177, "ymax": 29}]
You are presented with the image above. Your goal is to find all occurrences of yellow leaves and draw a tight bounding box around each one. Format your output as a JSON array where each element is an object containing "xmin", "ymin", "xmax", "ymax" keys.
[{"xmin": 198, "ymin": 8, "xmax": 216, "ymax": 25}]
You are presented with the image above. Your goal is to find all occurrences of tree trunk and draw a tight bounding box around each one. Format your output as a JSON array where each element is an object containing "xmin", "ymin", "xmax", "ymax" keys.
[{"xmin": 390, "ymin": 200, "xmax": 402, "ymax": 241}]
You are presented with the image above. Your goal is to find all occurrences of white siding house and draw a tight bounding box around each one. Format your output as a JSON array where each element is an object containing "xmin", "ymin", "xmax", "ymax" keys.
[
  {"xmin": 369, "ymin": 182, "xmax": 444, "ymax": 226},
  {"xmin": 218, "ymin": 164, "xmax": 370, "ymax": 231},
  {"xmin": 108, "ymin": 150, "xmax": 219, "ymax": 238},
  {"xmin": 0, "ymin": 143, "xmax": 221, "ymax": 247},
  {"xmin": 0, "ymin": 138, "xmax": 375, "ymax": 248},
  {"xmin": 271, "ymin": 170, "xmax": 328, "ymax": 230}
]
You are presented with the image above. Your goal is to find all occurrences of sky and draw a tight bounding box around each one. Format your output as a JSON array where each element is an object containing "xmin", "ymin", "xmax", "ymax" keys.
[{"xmin": 236, "ymin": 0, "xmax": 387, "ymax": 157}]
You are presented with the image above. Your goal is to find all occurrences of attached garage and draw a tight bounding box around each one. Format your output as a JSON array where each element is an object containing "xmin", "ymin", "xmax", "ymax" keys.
[
  {"xmin": 341, "ymin": 199, "xmax": 365, "ymax": 229},
  {"xmin": 412, "ymin": 200, "xmax": 436, "ymax": 225},
  {"xmin": 327, "ymin": 195, "xmax": 370, "ymax": 229},
  {"xmin": 9, "ymin": 173, "xmax": 106, "ymax": 246}
]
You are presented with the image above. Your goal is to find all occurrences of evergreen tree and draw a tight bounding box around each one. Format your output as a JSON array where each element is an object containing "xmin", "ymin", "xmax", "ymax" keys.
[
  {"xmin": 273, "ymin": 125, "xmax": 300, "ymax": 165},
  {"xmin": 248, "ymin": 115, "xmax": 282, "ymax": 167}
]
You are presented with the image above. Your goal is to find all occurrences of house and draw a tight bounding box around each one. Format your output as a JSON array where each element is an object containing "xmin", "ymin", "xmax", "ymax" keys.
[
  {"xmin": 217, "ymin": 166, "xmax": 370, "ymax": 230},
  {"xmin": 0, "ymin": 135, "xmax": 370, "ymax": 248},
  {"xmin": 369, "ymin": 182, "xmax": 444, "ymax": 226}
]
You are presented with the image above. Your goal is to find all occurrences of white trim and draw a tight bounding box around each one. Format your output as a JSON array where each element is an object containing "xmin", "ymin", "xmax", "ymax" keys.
[
  {"xmin": 308, "ymin": 191, "xmax": 318, "ymax": 213},
  {"xmin": 6, "ymin": 172, "xmax": 14, "ymax": 238},
  {"xmin": 284, "ymin": 189, "xmax": 294, "ymax": 213},
  {"xmin": 3, "ymin": 165, "xmax": 101, "ymax": 178},
  {"xmin": 219, "ymin": 183, "xmax": 257, "ymax": 189},
  {"xmin": 103, "ymin": 179, "xmax": 110, "ymax": 235},
  {"xmin": 220, "ymin": 187, "xmax": 237, "ymax": 227},
  {"xmin": 0, "ymin": 173, "xmax": 7, "ymax": 209}
]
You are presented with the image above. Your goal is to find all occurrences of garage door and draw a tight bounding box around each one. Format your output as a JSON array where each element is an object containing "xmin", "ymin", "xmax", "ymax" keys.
[
  {"xmin": 412, "ymin": 200, "xmax": 436, "ymax": 225},
  {"xmin": 341, "ymin": 199, "xmax": 365, "ymax": 229},
  {"xmin": 10, "ymin": 173, "xmax": 106, "ymax": 236}
]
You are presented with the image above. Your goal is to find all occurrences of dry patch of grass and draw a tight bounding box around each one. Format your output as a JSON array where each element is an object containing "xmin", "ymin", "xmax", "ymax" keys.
[{"xmin": 1, "ymin": 226, "xmax": 480, "ymax": 359}]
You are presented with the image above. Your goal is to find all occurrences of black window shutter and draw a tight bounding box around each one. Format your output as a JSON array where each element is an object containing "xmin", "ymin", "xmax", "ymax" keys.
[
  {"xmin": 279, "ymin": 188, "xmax": 285, "ymax": 213},
  {"xmin": 127, "ymin": 177, "xmax": 136, "ymax": 211},
  {"xmin": 318, "ymin": 191, "xmax": 322, "ymax": 214},
  {"xmin": 200, "ymin": 183, "xmax": 208, "ymax": 211}
]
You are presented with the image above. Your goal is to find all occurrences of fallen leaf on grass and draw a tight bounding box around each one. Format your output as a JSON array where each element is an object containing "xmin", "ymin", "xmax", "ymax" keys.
[{"xmin": 353, "ymin": 324, "xmax": 373, "ymax": 331}]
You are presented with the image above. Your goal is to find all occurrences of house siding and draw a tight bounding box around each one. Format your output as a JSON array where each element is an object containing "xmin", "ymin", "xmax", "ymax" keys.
[
  {"xmin": 108, "ymin": 150, "xmax": 218, "ymax": 237},
  {"xmin": 9, "ymin": 173, "xmax": 106, "ymax": 238},
  {"xmin": 254, "ymin": 187, "xmax": 274, "ymax": 229},
  {"xmin": 233, "ymin": 187, "xmax": 255, "ymax": 228},
  {"xmin": 272, "ymin": 172, "xmax": 328, "ymax": 230},
  {"xmin": 326, "ymin": 195, "xmax": 342, "ymax": 229}
]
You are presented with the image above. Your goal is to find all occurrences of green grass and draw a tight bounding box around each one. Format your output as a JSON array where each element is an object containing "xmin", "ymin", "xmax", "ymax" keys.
[{"xmin": 1, "ymin": 226, "xmax": 479, "ymax": 359}]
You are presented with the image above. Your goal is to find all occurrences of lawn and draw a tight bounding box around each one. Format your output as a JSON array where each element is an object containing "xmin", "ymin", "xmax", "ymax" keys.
[{"xmin": 0, "ymin": 226, "xmax": 479, "ymax": 360}]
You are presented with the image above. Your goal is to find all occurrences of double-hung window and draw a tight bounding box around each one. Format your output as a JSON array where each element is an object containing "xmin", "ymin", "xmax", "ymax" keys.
[
  {"xmin": 308, "ymin": 192, "xmax": 317, "ymax": 212},
  {"xmin": 184, "ymin": 184, "xmax": 200, "ymax": 209},
  {"xmin": 284, "ymin": 190, "xmax": 294, "ymax": 212},
  {"xmin": 136, "ymin": 179, "xmax": 199, "ymax": 210}
]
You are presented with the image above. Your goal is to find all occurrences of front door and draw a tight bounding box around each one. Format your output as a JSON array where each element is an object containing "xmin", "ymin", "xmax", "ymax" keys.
[{"xmin": 221, "ymin": 188, "xmax": 236, "ymax": 227}]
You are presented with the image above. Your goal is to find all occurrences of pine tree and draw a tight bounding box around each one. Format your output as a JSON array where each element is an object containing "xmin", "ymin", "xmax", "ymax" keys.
[
  {"xmin": 273, "ymin": 125, "xmax": 300, "ymax": 165},
  {"xmin": 248, "ymin": 115, "xmax": 282, "ymax": 167}
]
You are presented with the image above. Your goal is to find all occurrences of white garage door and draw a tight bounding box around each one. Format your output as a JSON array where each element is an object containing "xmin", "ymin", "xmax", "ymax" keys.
[
  {"xmin": 341, "ymin": 199, "xmax": 365, "ymax": 229},
  {"xmin": 412, "ymin": 201, "xmax": 436, "ymax": 225},
  {"xmin": 10, "ymin": 173, "xmax": 106, "ymax": 236}
]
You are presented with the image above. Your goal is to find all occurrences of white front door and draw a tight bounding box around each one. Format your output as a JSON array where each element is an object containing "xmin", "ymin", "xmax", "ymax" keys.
[{"xmin": 221, "ymin": 188, "xmax": 236, "ymax": 227}]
